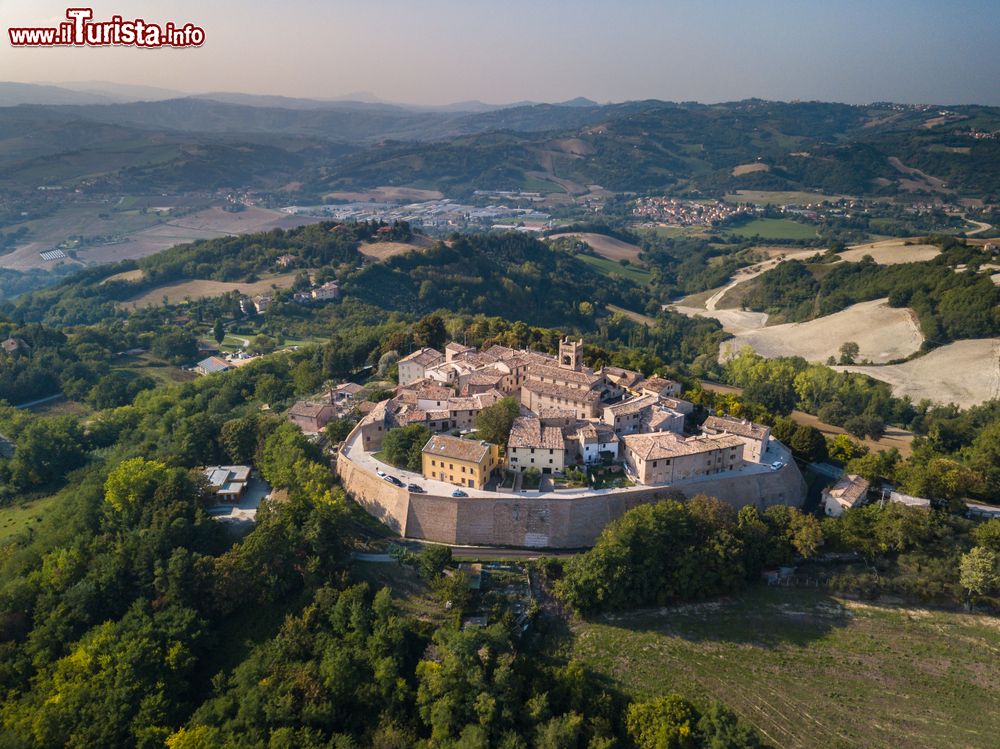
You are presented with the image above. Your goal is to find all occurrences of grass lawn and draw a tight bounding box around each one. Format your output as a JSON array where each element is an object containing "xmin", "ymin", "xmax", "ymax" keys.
[
  {"xmin": 0, "ymin": 493, "xmax": 63, "ymax": 544},
  {"xmin": 572, "ymin": 586, "xmax": 1000, "ymax": 749},
  {"xmin": 576, "ymin": 254, "xmax": 653, "ymax": 286},
  {"xmin": 521, "ymin": 175, "xmax": 566, "ymax": 194},
  {"xmin": 722, "ymin": 218, "xmax": 818, "ymax": 241}
]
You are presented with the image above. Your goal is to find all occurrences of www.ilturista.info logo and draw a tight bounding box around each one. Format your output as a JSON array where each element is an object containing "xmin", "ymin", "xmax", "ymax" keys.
[{"xmin": 9, "ymin": 8, "xmax": 205, "ymax": 48}]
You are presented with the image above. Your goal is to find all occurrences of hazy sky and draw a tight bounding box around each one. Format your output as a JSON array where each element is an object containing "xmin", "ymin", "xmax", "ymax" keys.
[{"xmin": 3, "ymin": 0, "xmax": 999, "ymax": 105}]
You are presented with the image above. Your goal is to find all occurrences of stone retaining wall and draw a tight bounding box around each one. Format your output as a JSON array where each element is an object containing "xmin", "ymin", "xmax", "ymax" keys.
[{"xmin": 336, "ymin": 418, "xmax": 807, "ymax": 549}]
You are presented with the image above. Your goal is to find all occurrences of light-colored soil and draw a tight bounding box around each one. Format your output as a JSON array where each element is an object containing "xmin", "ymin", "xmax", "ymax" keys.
[
  {"xmin": 835, "ymin": 339, "xmax": 1000, "ymax": 408},
  {"xmin": 720, "ymin": 299, "xmax": 924, "ymax": 364},
  {"xmin": 838, "ymin": 239, "xmax": 940, "ymax": 265},
  {"xmin": 606, "ymin": 304, "xmax": 657, "ymax": 326},
  {"xmin": 121, "ymin": 272, "xmax": 300, "ymax": 309},
  {"xmin": 358, "ymin": 236, "xmax": 433, "ymax": 260},
  {"xmin": 100, "ymin": 269, "xmax": 145, "ymax": 284},
  {"xmin": 731, "ymin": 162, "xmax": 770, "ymax": 176},
  {"xmin": 322, "ymin": 186, "xmax": 444, "ymax": 202},
  {"xmin": 548, "ymin": 232, "xmax": 643, "ymax": 263},
  {"xmin": 668, "ymin": 249, "xmax": 819, "ymax": 334},
  {"xmin": 887, "ymin": 156, "xmax": 953, "ymax": 193}
]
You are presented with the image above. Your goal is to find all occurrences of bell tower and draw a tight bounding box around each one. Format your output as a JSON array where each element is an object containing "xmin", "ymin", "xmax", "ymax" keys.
[{"xmin": 559, "ymin": 337, "xmax": 583, "ymax": 371}]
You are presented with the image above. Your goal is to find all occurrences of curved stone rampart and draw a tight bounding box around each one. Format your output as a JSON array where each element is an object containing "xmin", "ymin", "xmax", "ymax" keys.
[{"xmin": 336, "ymin": 418, "xmax": 807, "ymax": 549}]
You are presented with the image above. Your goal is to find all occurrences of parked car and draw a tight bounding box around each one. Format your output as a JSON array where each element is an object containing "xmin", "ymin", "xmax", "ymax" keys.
[
  {"xmin": 407, "ymin": 483, "xmax": 426, "ymax": 493},
  {"xmin": 375, "ymin": 468, "xmax": 387, "ymax": 478},
  {"xmin": 383, "ymin": 474, "xmax": 404, "ymax": 487},
  {"xmin": 451, "ymin": 489, "xmax": 468, "ymax": 497},
  {"xmin": 770, "ymin": 461, "xmax": 783, "ymax": 470}
]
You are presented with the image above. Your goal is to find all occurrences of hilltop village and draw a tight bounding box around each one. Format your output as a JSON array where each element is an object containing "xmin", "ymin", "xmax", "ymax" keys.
[{"xmin": 329, "ymin": 337, "xmax": 804, "ymax": 546}]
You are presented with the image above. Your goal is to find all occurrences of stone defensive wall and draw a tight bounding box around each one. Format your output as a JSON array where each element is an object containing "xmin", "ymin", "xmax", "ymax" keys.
[{"xmin": 336, "ymin": 419, "xmax": 807, "ymax": 549}]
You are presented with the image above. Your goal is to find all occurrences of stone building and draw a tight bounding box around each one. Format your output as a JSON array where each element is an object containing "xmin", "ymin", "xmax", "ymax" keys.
[
  {"xmin": 621, "ymin": 431, "xmax": 746, "ymax": 485},
  {"xmin": 422, "ymin": 434, "xmax": 500, "ymax": 490}
]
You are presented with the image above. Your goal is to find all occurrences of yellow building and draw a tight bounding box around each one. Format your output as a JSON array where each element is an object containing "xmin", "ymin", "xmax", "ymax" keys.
[{"xmin": 422, "ymin": 434, "xmax": 500, "ymax": 490}]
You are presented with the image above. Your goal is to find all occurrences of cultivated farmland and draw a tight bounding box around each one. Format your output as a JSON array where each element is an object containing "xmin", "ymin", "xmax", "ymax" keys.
[
  {"xmin": 573, "ymin": 587, "xmax": 1000, "ymax": 749},
  {"xmin": 838, "ymin": 238, "xmax": 940, "ymax": 265},
  {"xmin": 720, "ymin": 298, "xmax": 924, "ymax": 364},
  {"xmin": 121, "ymin": 272, "xmax": 300, "ymax": 309},
  {"xmin": 835, "ymin": 338, "xmax": 1000, "ymax": 408},
  {"xmin": 548, "ymin": 232, "xmax": 644, "ymax": 263}
]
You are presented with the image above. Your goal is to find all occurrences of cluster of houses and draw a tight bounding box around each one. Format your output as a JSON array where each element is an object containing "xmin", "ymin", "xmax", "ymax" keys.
[
  {"xmin": 287, "ymin": 382, "xmax": 365, "ymax": 433},
  {"xmin": 237, "ymin": 280, "xmax": 341, "ymax": 317},
  {"xmin": 357, "ymin": 337, "xmax": 779, "ymax": 491}
]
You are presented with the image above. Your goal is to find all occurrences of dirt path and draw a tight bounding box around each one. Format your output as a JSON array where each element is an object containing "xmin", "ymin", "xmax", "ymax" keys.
[
  {"xmin": 965, "ymin": 218, "xmax": 992, "ymax": 236},
  {"xmin": 667, "ymin": 249, "xmax": 818, "ymax": 334}
]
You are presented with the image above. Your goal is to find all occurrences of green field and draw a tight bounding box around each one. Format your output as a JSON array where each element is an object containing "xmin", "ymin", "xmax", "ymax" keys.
[
  {"xmin": 722, "ymin": 218, "xmax": 818, "ymax": 240},
  {"xmin": 572, "ymin": 586, "xmax": 1000, "ymax": 749},
  {"xmin": 0, "ymin": 493, "xmax": 62, "ymax": 544},
  {"xmin": 724, "ymin": 190, "xmax": 843, "ymax": 206},
  {"xmin": 521, "ymin": 175, "xmax": 566, "ymax": 194},
  {"xmin": 576, "ymin": 253, "xmax": 653, "ymax": 285}
]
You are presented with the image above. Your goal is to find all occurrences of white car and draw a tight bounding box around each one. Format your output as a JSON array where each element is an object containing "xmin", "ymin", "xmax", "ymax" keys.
[{"xmin": 770, "ymin": 461, "xmax": 783, "ymax": 470}]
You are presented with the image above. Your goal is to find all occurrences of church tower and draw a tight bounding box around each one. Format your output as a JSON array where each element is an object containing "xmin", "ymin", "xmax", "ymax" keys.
[{"xmin": 559, "ymin": 337, "xmax": 583, "ymax": 371}]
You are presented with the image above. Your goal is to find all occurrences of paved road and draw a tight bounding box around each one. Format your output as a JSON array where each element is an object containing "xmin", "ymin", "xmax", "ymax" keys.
[{"xmin": 342, "ymin": 426, "xmax": 788, "ymax": 502}]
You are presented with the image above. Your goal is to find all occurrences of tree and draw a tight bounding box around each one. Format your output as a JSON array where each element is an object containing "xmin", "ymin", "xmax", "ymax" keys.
[
  {"xmin": 959, "ymin": 547, "xmax": 999, "ymax": 602},
  {"xmin": 972, "ymin": 519, "xmax": 1000, "ymax": 552},
  {"xmin": 382, "ymin": 424, "xmax": 432, "ymax": 471},
  {"xmin": 417, "ymin": 544, "xmax": 452, "ymax": 580},
  {"xmin": 474, "ymin": 397, "xmax": 520, "ymax": 445},
  {"xmin": 325, "ymin": 418, "xmax": 355, "ymax": 443},
  {"xmin": 220, "ymin": 416, "xmax": 258, "ymax": 463},
  {"xmin": 151, "ymin": 329, "xmax": 198, "ymax": 365},
  {"xmin": 626, "ymin": 694, "xmax": 700, "ymax": 749},
  {"xmin": 696, "ymin": 703, "xmax": 763, "ymax": 748},
  {"xmin": 104, "ymin": 457, "xmax": 169, "ymax": 515},
  {"xmin": 213, "ymin": 318, "xmax": 225, "ymax": 345},
  {"xmin": 789, "ymin": 424, "xmax": 827, "ymax": 463},
  {"xmin": 413, "ymin": 314, "xmax": 447, "ymax": 350},
  {"xmin": 839, "ymin": 341, "xmax": 860, "ymax": 365}
]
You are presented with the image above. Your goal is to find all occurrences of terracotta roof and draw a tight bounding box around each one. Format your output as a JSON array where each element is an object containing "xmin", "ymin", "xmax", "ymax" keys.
[
  {"xmin": 527, "ymin": 362, "xmax": 600, "ymax": 387},
  {"xmin": 422, "ymin": 434, "xmax": 494, "ymax": 463},
  {"xmin": 522, "ymin": 380, "xmax": 601, "ymax": 403},
  {"xmin": 508, "ymin": 417, "xmax": 566, "ymax": 450},
  {"xmin": 602, "ymin": 366, "xmax": 645, "ymax": 388},
  {"xmin": 640, "ymin": 376, "xmax": 678, "ymax": 394},
  {"xmin": 288, "ymin": 401, "xmax": 334, "ymax": 419},
  {"xmin": 399, "ymin": 347, "xmax": 443, "ymax": 367},
  {"xmin": 604, "ymin": 393, "xmax": 659, "ymax": 416},
  {"xmin": 703, "ymin": 415, "xmax": 770, "ymax": 440},
  {"xmin": 572, "ymin": 422, "xmax": 618, "ymax": 444},
  {"xmin": 825, "ymin": 474, "xmax": 870, "ymax": 508},
  {"xmin": 623, "ymin": 432, "xmax": 744, "ymax": 460}
]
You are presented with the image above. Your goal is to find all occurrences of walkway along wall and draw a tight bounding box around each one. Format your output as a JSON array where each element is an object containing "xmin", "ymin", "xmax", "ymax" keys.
[{"xmin": 336, "ymin": 419, "xmax": 807, "ymax": 549}]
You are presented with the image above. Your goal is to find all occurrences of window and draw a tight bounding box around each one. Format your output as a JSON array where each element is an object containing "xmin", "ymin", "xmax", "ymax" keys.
[
  {"xmin": 461, "ymin": 466, "xmax": 466, "ymax": 473},
  {"xmin": 431, "ymin": 460, "xmax": 436, "ymax": 466},
  {"xmin": 653, "ymin": 461, "xmax": 658, "ymax": 467}
]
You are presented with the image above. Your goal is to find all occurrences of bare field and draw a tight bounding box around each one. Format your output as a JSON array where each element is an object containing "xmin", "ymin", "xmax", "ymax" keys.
[
  {"xmin": 122, "ymin": 272, "xmax": 300, "ymax": 309},
  {"xmin": 721, "ymin": 299, "xmax": 924, "ymax": 364},
  {"xmin": 835, "ymin": 338, "xmax": 1000, "ymax": 408},
  {"xmin": 548, "ymin": 232, "xmax": 643, "ymax": 263},
  {"xmin": 2, "ymin": 206, "xmax": 322, "ymax": 270},
  {"xmin": 730, "ymin": 162, "xmax": 770, "ymax": 176},
  {"xmin": 358, "ymin": 236, "xmax": 433, "ymax": 260},
  {"xmin": 100, "ymin": 269, "xmax": 145, "ymax": 284},
  {"xmin": 838, "ymin": 238, "xmax": 940, "ymax": 265},
  {"xmin": 322, "ymin": 186, "xmax": 444, "ymax": 202}
]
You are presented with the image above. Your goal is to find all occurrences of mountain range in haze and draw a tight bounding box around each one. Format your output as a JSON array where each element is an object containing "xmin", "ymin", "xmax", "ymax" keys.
[{"xmin": 1, "ymin": 80, "xmax": 600, "ymax": 113}]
